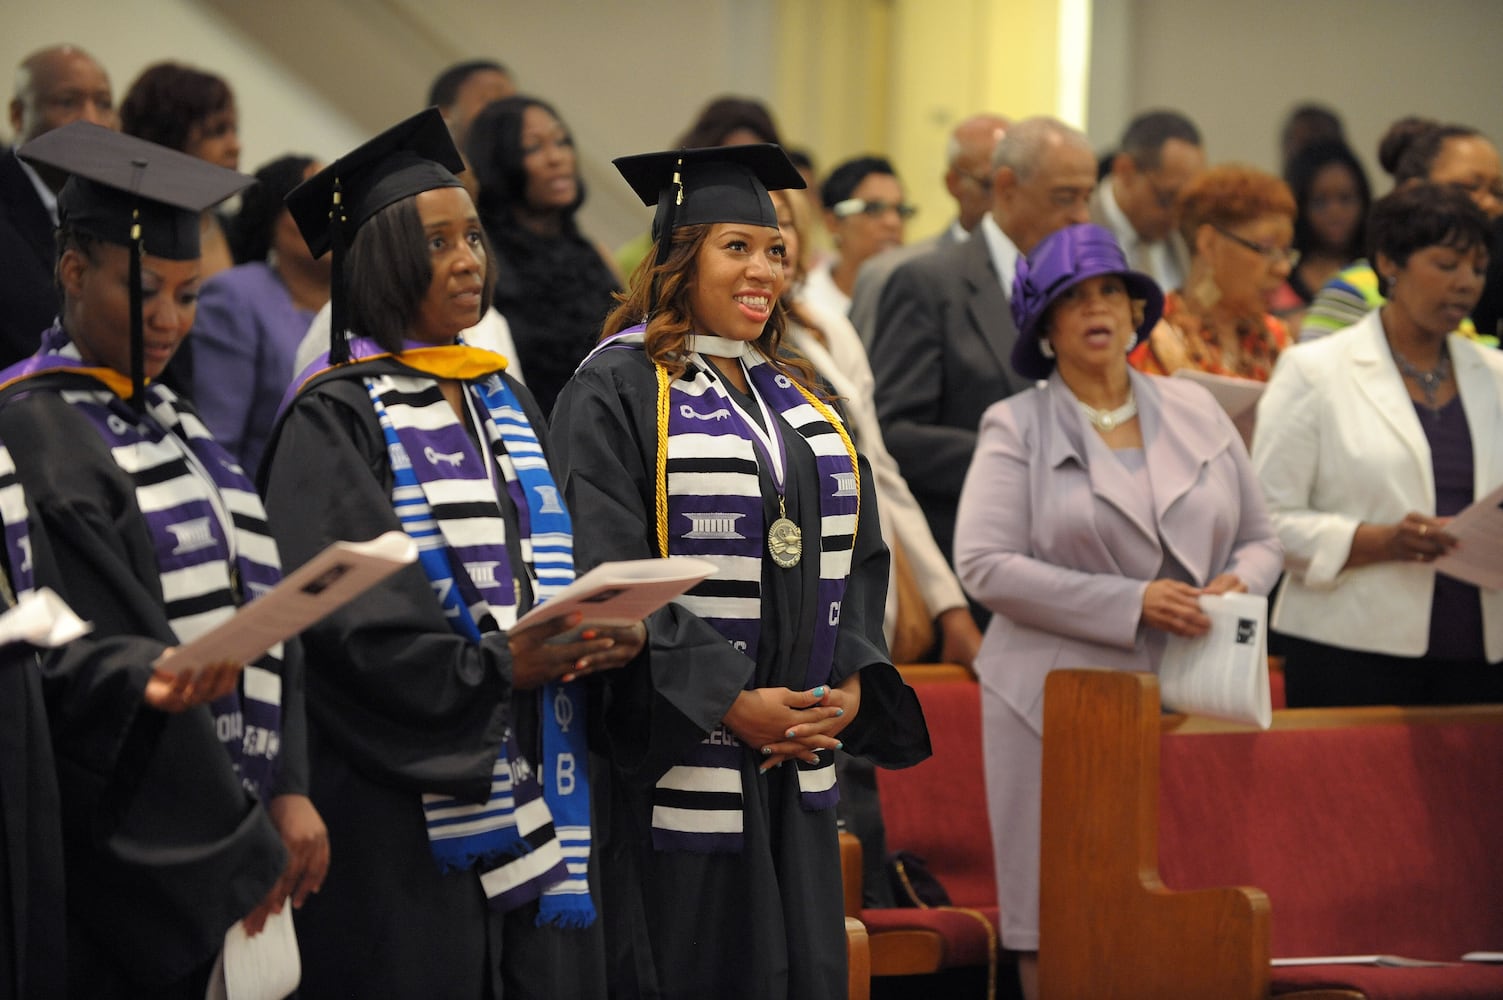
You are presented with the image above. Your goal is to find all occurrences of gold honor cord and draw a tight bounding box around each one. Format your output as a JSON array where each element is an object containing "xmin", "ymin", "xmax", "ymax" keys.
[{"xmin": 651, "ymin": 361, "xmax": 860, "ymax": 562}]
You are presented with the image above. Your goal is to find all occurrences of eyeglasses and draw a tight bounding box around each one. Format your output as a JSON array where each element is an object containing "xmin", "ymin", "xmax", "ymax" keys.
[
  {"xmin": 1213, "ymin": 225, "xmax": 1300, "ymax": 267},
  {"xmin": 832, "ymin": 198, "xmax": 918, "ymax": 220}
]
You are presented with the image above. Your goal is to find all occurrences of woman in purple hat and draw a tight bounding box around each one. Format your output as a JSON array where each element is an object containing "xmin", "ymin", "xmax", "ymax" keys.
[{"xmin": 952, "ymin": 222, "xmax": 1282, "ymax": 999}]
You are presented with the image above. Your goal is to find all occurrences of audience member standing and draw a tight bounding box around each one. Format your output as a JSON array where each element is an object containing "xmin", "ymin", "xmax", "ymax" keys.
[
  {"xmin": 1271, "ymin": 140, "xmax": 1370, "ymax": 335},
  {"xmin": 1129, "ymin": 165, "xmax": 1296, "ymax": 381},
  {"xmin": 868, "ymin": 116, "xmax": 1097, "ymax": 569},
  {"xmin": 119, "ymin": 62, "xmax": 241, "ymax": 278},
  {"xmin": 806, "ymin": 156, "xmax": 911, "ymax": 318},
  {"xmin": 1090, "ymin": 110, "xmax": 1205, "ymax": 293},
  {"xmin": 1255, "ymin": 184, "xmax": 1503, "ymax": 707},
  {"xmin": 190, "ymin": 154, "xmax": 329, "ymax": 472},
  {"xmin": 1303, "ymin": 117, "xmax": 1502, "ymax": 341},
  {"xmin": 466, "ymin": 95, "xmax": 621, "ymax": 415},
  {"xmin": 957, "ymin": 223, "xmax": 1280, "ymax": 1000},
  {"xmin": 119, "ymin": 62, "xmax": 244, "ymax": 403},
  {"xmin": 0, "ymin": 45, "xmax": 115, "ymax": 367},
  {"xmin": 848, "ymin": 113, "xmax": 1010, "ymax": 346},
  {"xmin": 429, "ymin": 59, "xmax": 515, "ymax": 148}
]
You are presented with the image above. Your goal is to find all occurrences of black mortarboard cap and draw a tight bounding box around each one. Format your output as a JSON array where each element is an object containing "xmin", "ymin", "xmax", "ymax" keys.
[
  {"xmin": 17, "ymin": 121, "xmax": 252, "ymax": 406},
  {"xmin": 19, "ymin": 120, "xmax": 251, "ymax": 261},
  {"xmin": 284, "ymin": 107, "xmax": 465, "ymax": 363},
  {"xmin": 613, "ymin": 144, "xmax": 805, "ymax": 259}
]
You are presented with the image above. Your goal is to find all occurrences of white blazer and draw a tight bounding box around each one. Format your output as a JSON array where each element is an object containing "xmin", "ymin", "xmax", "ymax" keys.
[{"xmin": 1253, "ymin": 310, "xmax": 1503, "ymax": 660}]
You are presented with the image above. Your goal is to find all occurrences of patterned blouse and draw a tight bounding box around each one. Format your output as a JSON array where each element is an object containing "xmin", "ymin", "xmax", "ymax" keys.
[{"xmin": 1128, "ymin": 290, "xmax": 1289, "ymax": 381}]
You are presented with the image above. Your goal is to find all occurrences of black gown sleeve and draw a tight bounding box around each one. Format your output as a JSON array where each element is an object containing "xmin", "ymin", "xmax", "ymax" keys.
[
  {"xmin": 828, "ymin": 452, "xmax": 930, "ymax": 768},
  {"xmin": 260, "ymin": 374, "xmax": 517, "ymax": 802}
]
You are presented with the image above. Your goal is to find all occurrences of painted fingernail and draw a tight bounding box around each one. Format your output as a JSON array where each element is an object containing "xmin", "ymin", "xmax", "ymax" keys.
[
  {"xmin": 786, "ymin": 729, "xmax": 798, "ymax": 739},
  {"xmin": 834, "ymin": 708, "xmax": 844, "ymax": 717},
  {"xmin": 582, "ymin": 630, "xmax": 597, "ymax": 640},
  {"xmin": 835, "ymin": 740, "xmax": 844, "ymax": 750},
  {"xmin": 759, "ymin": 762, "xmax": 775, "ymax": 774},
  {"xmin": 811, "ymin": 685, "xmax": 827, "ymax": 698},
  {"xmin": 576, "ymin": 659, "xmax": 589, "ymax": 670},
  {"xmin": 561, "ymin": 674, "xmax": 576, "ymax": 683},
  {"xmin": 760, "ymin": 746, "xmax": 773, "ymax": 756}
]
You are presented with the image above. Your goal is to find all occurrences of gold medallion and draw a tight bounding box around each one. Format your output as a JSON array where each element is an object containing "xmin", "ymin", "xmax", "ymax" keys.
[{"xmin": 768, "ymin": 516, "xmax": 802, "ymax": 568}]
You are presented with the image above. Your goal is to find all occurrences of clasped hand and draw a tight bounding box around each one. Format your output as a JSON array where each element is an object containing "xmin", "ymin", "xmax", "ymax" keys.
[
  {"xmin": 724, "ymin": 675, "xmax": 861, "ymax": 773},
  {"xmin": 1141, "ymin": 573, "xmax": 1246, "ymax": 638},
  {"xmin": 508, "ymin": 612, "xmax": 647, "ymax": 690}
]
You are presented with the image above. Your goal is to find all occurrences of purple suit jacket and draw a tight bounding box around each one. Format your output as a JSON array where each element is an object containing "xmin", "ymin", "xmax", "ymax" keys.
[{"xmin": 955, "ymin": 369, "xmax": 1282, "ymax": 734}]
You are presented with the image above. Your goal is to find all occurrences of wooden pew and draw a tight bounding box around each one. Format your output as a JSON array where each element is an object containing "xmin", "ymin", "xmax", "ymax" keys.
[{"xmin": 1039, "ymin": 668, "xmax": 1503, "ymax": 999}]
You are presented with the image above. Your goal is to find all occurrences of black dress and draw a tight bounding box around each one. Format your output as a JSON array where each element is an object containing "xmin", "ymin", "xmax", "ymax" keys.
[
  {"xmin": 550, "ymin": 347, "xmax": 930, "ymax": 1000},
  {"xmin": 260, "ymin": 356, "xmax": 606, "ymax": 1000},
  {"xmin": 487, "ymin": 221, "xmax": 619, "ymax": 415},
  {"xmin": 0, "ymin": 379, "xmax": 296, "ymax": 997}
]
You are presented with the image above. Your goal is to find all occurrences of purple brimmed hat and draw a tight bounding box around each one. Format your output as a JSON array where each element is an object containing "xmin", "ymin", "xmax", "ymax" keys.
[{"xmin": 1009, "ymin": 223, "xmax": 1164, "ymax": 380}]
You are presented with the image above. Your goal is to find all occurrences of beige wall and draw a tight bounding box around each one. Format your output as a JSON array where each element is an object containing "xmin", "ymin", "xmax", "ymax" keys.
[{"xmin": 1089, "ymin": 0, "xmax": 1503, "ymax": 186}]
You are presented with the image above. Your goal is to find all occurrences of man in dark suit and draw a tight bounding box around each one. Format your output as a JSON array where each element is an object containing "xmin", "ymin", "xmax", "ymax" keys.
[
  {"xmin": 1089, "ymin": 110, "xmax": 1204, "ymax": 293},
  {"xmin": 2, "ymin": 45, "xmax": 115, "ymax": 367},
  {"xmin": 848, "ymin": 112, "xmax": 1010, "ymax": 347},
  {"xmin": 868, "ymin": 116, "xmax": 1096, "ymax": 569}
]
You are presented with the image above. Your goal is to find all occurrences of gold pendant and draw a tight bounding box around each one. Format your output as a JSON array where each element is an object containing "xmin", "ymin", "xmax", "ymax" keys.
[{"xmin": 768, "ymin": 516, "xmax": 802, "ymax": 568}]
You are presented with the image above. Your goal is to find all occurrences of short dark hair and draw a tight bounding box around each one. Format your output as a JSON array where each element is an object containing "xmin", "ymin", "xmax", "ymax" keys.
[
  {"xmin": 427, "ymin": 60, "xmax": 508, "ymax": 109},
  {"xmin": 119, "ymin": 62, "xmax": 233, "ymax": 152},
  {"xmin": 345, "ymin": 195, "xmax": 496, "ymax": 353},
  {"xmin": 675, "ymin": 96, "xmax": 781, "ymax": 149},
  {"xmin": 1378, "ymin": 117, "xmax": 1481, "ymax": 184},
  {"xmin": 230, "ymin": 154, "xmax": 315, "ymax": 265},
  {"xmin": 1369, "ymin": 182, "xmax": 1490, "ymax": 279},
  {"xmin": 1284, "ymin": 140, "xmax": 1370, "ymax": 260},
  {"xmin": 1118, "ymin": 110, "xmax": 1201, "ymax": 171},
  {"xmin": 1280, "ymin": 104, "xmax": 1345, "ymax": 163},
  {"xmin": 819, "ymin": 155, "xmax": 898, "ymax": 210},
  {"xmin": 464, "ymin": 95, "xmax": 585, "ymax": 226}
]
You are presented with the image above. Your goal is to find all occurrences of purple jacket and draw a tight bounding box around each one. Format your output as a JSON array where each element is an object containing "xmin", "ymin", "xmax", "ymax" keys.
[{"xmin": 190, "ymin": 262, "xmax": 315, "ymax": 472}]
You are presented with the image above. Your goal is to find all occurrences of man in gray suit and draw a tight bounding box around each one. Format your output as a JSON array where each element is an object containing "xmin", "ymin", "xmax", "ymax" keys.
[
  {"xmin": 848, "ymin": 112, "xmax": 1009, "ymax": 346},
  {"xmin": 868, "ymin": 116, "xmax": 1096, "ymax": 569},
  {"xmin": 1090, "ymin": 110, "xmax": 1205, "ymax": 293}
]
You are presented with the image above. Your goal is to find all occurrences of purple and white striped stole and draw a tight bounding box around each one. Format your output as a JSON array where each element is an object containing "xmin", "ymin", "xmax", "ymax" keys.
[
  {"xmin": 57, "ymin": 381, "xmax": 284, "ymax": 796},
  {"xmin": 588, "ymin": 338, "xmax": 859, "ymax": 852},
  {"xmin": 363, "ymin": 371, "xmax": 585, "ymax": 918}
]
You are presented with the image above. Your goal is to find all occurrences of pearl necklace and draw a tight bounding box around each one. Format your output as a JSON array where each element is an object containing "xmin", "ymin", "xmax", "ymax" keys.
[{"xmin": 1078, "ymin": 388, "xmax": 1137, "ymax": 432}]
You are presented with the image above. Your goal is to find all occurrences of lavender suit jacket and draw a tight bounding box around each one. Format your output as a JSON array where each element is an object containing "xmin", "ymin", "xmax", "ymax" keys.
[{"xmin": 955, "ymin": 369, "xmax": 1283, "ymax": 735}]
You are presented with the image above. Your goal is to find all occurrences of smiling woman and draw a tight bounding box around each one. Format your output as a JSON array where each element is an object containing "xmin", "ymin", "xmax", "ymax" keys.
[
  {"xmin": 465, "ymin": 95, "xmax": 622, "ymax": 414},
  {"xmin": 548, "ymin": 143, "xmax": 930, "ymax": 1000}
]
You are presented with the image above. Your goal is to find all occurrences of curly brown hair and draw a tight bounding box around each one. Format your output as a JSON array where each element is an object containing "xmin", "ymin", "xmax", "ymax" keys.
[
  {"xmin": 1177, "ymin": 164, "xmax": 1296, "ymax": 250},
  {"xmin": 600, "ymin": 224, "xmax": 820, "ymax": 392}
]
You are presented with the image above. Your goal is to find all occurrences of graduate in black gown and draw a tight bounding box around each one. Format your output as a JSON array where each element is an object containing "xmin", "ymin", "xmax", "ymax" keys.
[
  {"xmin": 0, "ymin": 123, "xmax": 326, "ymax": 998},
  {"xmin": 549, "ymin": 145, "xmax": 931, "ymax": 1000},
  {"xmin": 262, "ymin": 109, "xmax": 641, "ymax": 999}
]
